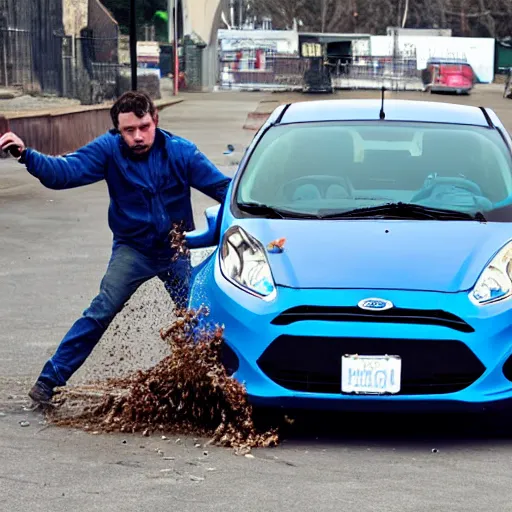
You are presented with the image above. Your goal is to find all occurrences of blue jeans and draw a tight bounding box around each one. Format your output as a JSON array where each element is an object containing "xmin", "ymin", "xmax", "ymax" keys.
[{"xmin": 38, "ymin": 244, "xmax": 191, "ymax": 389}]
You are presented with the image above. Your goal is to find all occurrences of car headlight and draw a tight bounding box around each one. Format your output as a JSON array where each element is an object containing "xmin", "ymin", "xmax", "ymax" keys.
[
  {"xmin": 220, "ymin": 225, "xmax": 276, "ymax": 300},
  {"xmin": 470, "ymin": 241, "xmax": 512, "ymax": 305}
]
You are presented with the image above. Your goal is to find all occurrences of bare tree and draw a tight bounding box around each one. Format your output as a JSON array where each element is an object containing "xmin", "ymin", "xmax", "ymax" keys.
[
  {"xmin": 302, "ymin": 0, "xmax": 349, "ymax": 32},
  {"xmin": 250, "ymin": 0, "xmax": 309, "ymax": 29},
  {"xmin": 250, "ymin": 0, "xmax": 512, "ymax": 38}
]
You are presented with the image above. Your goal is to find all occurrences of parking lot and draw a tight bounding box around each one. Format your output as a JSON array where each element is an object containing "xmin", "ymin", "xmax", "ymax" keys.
[
  {"xmin": 2, "ymin": 86, "xmax": 512, "ymax": 511},
  {"xmin": 253, "ymin": 83, "xmax": 512, "ymax": 130}
]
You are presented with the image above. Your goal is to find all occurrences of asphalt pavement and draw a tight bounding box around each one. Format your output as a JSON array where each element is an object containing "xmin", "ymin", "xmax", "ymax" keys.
[{"xmin": 2, "ymin": 88, "xmax": 512, "ymax": 512}]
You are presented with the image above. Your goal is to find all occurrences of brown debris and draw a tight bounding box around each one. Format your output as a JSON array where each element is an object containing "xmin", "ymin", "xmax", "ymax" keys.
[
  {"xmin": 47, "ymin": 306, "xmax": 280, "ymax": 452},
  {"xmin": 46, "ymin": 223, "xmax": 280, "ymax": 451},
  {"xmin": 168, "ymin": 222, "xmax": 190, "ymax": 262}
]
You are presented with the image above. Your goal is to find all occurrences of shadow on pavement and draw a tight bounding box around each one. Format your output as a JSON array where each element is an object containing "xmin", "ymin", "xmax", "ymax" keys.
[{"xmin": 260, "ymin": 410, "xmax": 512, "ymax": 449}]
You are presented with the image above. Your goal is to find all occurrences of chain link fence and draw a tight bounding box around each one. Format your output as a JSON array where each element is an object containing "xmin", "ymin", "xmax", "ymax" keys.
[
  {"xmin": 219, "ymin": 51, "xmax": 309, "ymax": 91},
  {"xmin": 0, "ymin": 27, "xmax": 122, "ymax": 103},
  {"xmin": 74, "ymin": 34, "xmax": 121, "ymax": 103},
  {"xmin": 1, "ymin": 27, "xmax": 38, "ymax": 92},
  {"xmin": 218, "ymin": 50, "xmax": 423, "ymax": 92},
  {"xmin": 330, "ymin": 56, "xmax": 422, "ymax": 90}
]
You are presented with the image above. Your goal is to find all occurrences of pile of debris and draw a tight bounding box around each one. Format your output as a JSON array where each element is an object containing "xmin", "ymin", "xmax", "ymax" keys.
[
  {"xmin": 46, "ymin": 223, "xmax": 280, "ymax": 452},
  {"xmin": 47, "ymin": 306, "xmax": 279, "ymax": 453}
]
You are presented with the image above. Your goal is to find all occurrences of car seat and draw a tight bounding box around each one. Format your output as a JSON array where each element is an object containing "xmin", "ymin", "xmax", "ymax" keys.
[
  {"xmin": 325, "ymin": 184, "xmax": 351, "ymax": 199},
  {"xmin": 284, "ymin": 128, "xmax": 353, "ymax": 175},
  {"xmin": 419, "ymin": 130, "xmax": 483, "ymax": 184},
  {"xmin": 414, "ymin": 129, "xmax": 500, "ymax": 208},
  {"xmin": 283, "ymin": 128, "xmax": 355, "ymax": 200},
  {"xmin": 292, "ymin": 184, "xmax": 323, "ymax": 201}
]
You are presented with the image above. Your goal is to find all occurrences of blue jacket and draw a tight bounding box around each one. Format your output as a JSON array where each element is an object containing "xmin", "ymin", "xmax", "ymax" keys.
[{"xmin": 21, "ymin": 128, "xmax": 231, "ymax": 256}]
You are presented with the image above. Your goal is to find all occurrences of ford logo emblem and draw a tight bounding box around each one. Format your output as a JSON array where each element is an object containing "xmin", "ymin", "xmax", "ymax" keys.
[{"xmin": 358, "ymin": 298, "xmax": 394, "ymax": 311}]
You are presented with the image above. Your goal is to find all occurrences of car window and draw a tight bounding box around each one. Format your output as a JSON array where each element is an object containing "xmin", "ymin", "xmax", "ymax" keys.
[{"xmin": 236, "ymin": 121, "xmax": 512, "ymax": 216}]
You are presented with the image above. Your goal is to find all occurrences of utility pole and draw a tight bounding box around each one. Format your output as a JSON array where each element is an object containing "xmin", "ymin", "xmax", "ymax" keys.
[
  {"xmin": 130, "ymin": 0, "xmax": 137, "ymax": 90},
  {"xmin": 230, "ymin": 0, "xmax": 235, "ymax": 27},
  {"xmin": 173, "ymin": 0, "xmax": 179, "ymax": 95},
  {"xmin": 401, "ymin": 0, "xmax": 409, "ymax": 27},
  {"xmin": 168, "ymin": 0, "xmax": 179, "ymax": 95},
  {"xmin": 167, "ymin": 0, "xmax": 173, "ymax": 42}
]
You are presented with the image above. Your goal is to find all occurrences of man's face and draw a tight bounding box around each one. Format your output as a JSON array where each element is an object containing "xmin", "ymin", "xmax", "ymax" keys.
[{"xmin": 117, "ymin": 112, "xmax": 157, "ymax": 155}]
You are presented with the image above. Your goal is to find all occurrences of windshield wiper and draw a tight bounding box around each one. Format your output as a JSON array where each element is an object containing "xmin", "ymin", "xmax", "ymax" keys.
[
  {"xmin": 237, "ymin": 202, "xmax": 320, "ymax": 219},
  {"xmin": 320, "ymin": 202, "xmax": 487, "ymax": 221}
]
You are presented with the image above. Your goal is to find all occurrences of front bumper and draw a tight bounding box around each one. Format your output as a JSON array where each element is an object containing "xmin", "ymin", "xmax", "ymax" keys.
[
  {"xmin": 430, "ymin": 84, "xmax": 472, "ymax": 94},
  {"xmin": 189, "ymin": 255, "xmax": 512, "ymax": 413}
]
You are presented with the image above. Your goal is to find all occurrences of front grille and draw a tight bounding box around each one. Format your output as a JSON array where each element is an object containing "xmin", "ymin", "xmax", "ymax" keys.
[
  {"xmin": 221, "ymin": 343, "xmax": 239, "ymax": 377},
  {"xmin": 503, "ymin": 355, "xmax": 512, "ymax": 382},
  {"xmin": 271, "ymin": 306, "xmax": 474, "ymax": 333},
  {"xmin": 257, "ymin": 335, "xmax": 485, "ymax": 395}
]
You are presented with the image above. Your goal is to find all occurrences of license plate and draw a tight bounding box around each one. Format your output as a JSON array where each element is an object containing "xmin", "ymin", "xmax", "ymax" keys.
[{"xmin": 341, "ymin": 355, "xmax": 401, "ymax": 394}]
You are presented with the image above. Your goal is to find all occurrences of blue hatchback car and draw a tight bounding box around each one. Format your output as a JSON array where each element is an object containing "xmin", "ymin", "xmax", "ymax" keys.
[{"xmin": 186, "ymin": 98, "xmax": 512, "ymax": 413}]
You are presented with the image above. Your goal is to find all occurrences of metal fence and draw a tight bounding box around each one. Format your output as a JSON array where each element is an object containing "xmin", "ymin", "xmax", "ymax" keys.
[
  {"xmin": 0, "ymin": 27, "xmax": 35, "ymax": 91},
  {"xmin": 0, "ymin": 28, "xmax": 121, "ymax": 101},
  {"xmin": 330, "ymin": 56, "xmax": 423, "ymax": 90},
  {"xmin": 219, "ymin": 52, "xmax": 309, "ymax": 90},
  {"xmin": 76, "ymin": 35, "xmax": 121, "ymax": 91},
  {"xmin": 218, "ymin": 51, "xmax": 424, "ymax": 91}
]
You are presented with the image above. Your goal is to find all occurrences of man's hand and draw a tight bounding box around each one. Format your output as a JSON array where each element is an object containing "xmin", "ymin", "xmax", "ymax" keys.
[{"xmin": 0, "ymin": 132, "xmax": 26, "ymax": 159}]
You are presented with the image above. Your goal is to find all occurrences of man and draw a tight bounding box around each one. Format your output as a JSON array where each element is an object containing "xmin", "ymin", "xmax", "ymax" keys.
[{"xmin": 0, "ymin": 91, "xmax": 232, "ymax": 408}]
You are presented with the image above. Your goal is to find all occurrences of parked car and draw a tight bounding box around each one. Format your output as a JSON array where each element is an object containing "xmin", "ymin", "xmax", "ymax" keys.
[
  {"xmin": 421, "ymin": 58, "xmax": 475, "ymax": 94},
  {"xmin": 186, "ymin": 98, "xmax": 512, "ymax": 415}
]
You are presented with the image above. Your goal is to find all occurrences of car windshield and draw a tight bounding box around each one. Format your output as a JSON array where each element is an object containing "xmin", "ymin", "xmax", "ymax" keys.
[{"xmin": 235, "ymin": 121, "xmax": 512, "ymax": 219}]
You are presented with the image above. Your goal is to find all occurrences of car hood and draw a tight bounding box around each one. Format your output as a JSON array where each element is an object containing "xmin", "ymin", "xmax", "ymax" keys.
[{"xmin": 232, "ymin": 219, "xmax": 512, "ymax": 292}]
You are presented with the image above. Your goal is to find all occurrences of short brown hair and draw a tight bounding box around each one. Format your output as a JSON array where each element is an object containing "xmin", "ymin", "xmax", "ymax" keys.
[{"xmin": 110, "ymin": 91, "xmax": 157, "ymax": 129}]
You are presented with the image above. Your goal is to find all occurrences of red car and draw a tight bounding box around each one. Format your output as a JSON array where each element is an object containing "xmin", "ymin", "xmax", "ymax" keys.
[{"xmin": 422, "ymin": 58, "xmax": 475, "ymax": 94}]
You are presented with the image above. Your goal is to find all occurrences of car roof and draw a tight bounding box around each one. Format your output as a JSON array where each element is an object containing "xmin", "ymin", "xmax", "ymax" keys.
[{"xmin": 277, "ymin": 99, "xmax": 492, "ymax": 127}]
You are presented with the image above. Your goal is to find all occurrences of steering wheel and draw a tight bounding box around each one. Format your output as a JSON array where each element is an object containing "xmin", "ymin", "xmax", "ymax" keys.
[
  {"xmin": 278, "ymin": 175, "xmax": 354, "ymax": 201},
  {"xmin": 411, "ymin": 176, "xmax": 483, "ymax": 202}
]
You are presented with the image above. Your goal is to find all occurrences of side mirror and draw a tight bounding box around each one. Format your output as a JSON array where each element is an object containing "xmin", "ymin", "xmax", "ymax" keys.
[{"xmin": 185, "ymin": 204, "xmax": 221, "ymax": 249}]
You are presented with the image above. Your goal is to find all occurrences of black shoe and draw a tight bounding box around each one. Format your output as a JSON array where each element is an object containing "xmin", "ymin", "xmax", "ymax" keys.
[{"xmin": 28, "ymin": 381, "xmax": 54, "ymax": 408}]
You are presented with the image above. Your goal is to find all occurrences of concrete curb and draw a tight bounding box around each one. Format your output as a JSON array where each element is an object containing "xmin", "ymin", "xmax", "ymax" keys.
[
  {"xmin": 4, "ymin": 97, "xmax": 184, "ymax": 120},
  {"xmin": 242, "ymin": 111, "xmax": 272, "ymax": 131}
]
